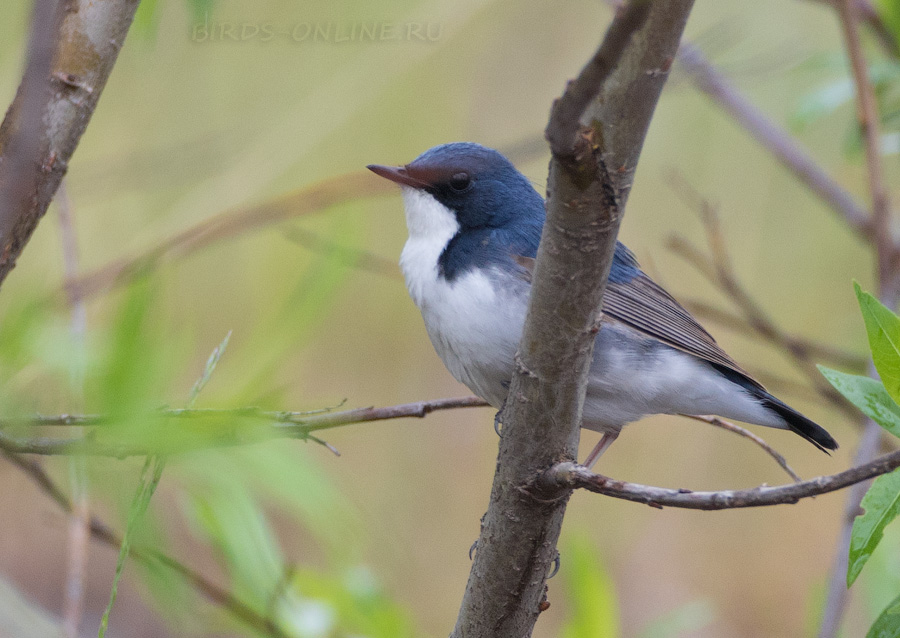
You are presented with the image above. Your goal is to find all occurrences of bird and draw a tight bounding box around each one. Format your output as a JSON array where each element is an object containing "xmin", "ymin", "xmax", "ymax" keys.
[{"xmin": 367, "ymin": 142, "xmax": 837, "ymax": 467}]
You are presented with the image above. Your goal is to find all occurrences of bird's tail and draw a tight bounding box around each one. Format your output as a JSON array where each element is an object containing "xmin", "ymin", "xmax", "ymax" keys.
[{"xmin": 759, "ymin": 394, "xmax": 839, "ymax": 453}]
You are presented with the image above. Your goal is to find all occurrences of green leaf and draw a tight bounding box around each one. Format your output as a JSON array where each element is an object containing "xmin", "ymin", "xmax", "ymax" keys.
[
  {"xmin": 99, "ymin": 457, "xmax": 166, "ymax": 637},
  {"xmin": 855, "ymin": 282, "xmax": 900, "ymax": 405},
  {"xmin": 561, "ymin": 533, "xmax": 619, "ymax": 638},
  {"xmin": 875, "ymin": 0, "xmax": 900, "ymax": 51},
  {"xmin": 849, "ymin": 468, "xmax": 900, "ymax": 587},
  {"xmin": 868, "ymin": 591, "xmax": 900, "ymax": 638},
  {"xmin": 819, "ymin": 367, "xmax": 900, "ymax": 439}
]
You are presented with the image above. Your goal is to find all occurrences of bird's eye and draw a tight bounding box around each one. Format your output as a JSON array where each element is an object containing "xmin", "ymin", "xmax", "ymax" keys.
[{"xmin": 448, "ymin": 172, "xmax": 472, "ymax": 192}]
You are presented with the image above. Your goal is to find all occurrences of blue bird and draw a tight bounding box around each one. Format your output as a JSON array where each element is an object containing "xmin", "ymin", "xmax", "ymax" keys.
[{"xmin": 367, "ymin": 142, "xmax": 837, "ymax": 467}]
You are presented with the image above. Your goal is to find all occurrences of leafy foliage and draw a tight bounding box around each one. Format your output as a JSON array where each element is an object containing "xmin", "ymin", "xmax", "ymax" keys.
[
  {"xmin": 868, "ymin": 591, "xmax": 900, "ymax": 638},
  {"xmin": 560, "ymin": 533, "xmax": 620, "ymax": 638},
  {"xmin": 822, "ymin": 283, "xmax": 900, "ymax": 635}
]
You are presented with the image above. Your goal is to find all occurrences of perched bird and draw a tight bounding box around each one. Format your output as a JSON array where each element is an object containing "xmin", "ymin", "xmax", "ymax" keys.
[{"xmin": 367, "ymin": 142, "xmax": 837, "ymax": 467}]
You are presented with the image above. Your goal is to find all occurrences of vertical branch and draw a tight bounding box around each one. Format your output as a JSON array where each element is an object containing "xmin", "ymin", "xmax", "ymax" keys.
[
  {"xmin": 819, "ymin": 2, "xmax": 898, "ymax": 636},
  {"xmin": 0, "ymin": 0, "xmax": 142, "ymax": 290},
  {"xmin": 838, "ymin": 0, "xmax": 894, "ymax": 290},
  {"xmin": 451, "ymin": 3, "xmax": 694, "ymax": 636},
  {"xmin": 56, "ymin": 181, "xmax": 90, "ymax": 638}
]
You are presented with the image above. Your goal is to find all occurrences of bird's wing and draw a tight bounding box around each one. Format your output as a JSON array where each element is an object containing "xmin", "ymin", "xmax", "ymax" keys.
[{"xmin": 510, "ymin": 253, "xmax": 764, "ymax": 391}]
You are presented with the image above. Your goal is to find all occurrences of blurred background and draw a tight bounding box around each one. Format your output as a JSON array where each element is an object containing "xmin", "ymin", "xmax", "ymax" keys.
[{"xmin": 1, "ymin": 0, "xmax": 899, "ymax": 636}]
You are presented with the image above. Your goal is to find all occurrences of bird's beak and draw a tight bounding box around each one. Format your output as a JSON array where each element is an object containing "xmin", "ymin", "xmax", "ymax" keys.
[{"xmin": 366, "ymin": 164, "xmax": 429, "ymax": 189}]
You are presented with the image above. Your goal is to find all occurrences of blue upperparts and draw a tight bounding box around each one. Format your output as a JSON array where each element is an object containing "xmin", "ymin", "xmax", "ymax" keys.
[{"xmin": 407, "ymin": 142, "xmax": 640, "ymax": 284}]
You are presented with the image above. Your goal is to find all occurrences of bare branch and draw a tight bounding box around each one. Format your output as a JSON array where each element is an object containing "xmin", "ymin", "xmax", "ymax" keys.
[
  {"xmin": 0, "ymin": 397, "xmax": 491, "ymax": 457},
  {"xmin": 63, "ymin": 171, "xmax": 395, "ymax": 301},
  {"xmin": 56, "ymin": 180, "xmax": 89, "ymax": 638},
  {"xmin": 679, "ymin": 297, "xmax": 868, "ymax": 371},
  {"xmin": 677, "ymin": 43, "xmax": 876, "ymax": 244},
  {"xmin": 803, "ymin": 0, "xmax": 900, "ymax": 60},
  {"xmin": 838, "ymin": 0, "xmax": 896, "ymax": 290},
  {"xmin": 0, "ymin": 447, "xmax": 291, "ymax": 638},
  {"xmin": 541, "ymin": 448, "xmax": 900, "ymax": 509},
  {"xmin": 818, "ymin": 3, "xmax": 897, "ymax": 634},
  {"xmin": 453, "ymin": 3, "xmax": 694, "ymax": 636},
  {"xmin": 0, "ymin": 0, "xmax": 142, "ymax": 289},
  {"xmin": 664, "ymin": 178, "xmax": 863, "ymax": 419},
  {"xmin": 682, "ymin": 414, "xmax": 802, "ymax": 483}
]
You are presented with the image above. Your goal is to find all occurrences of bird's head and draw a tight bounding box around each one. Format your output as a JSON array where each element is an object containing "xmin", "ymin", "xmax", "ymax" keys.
[{"xmin": 367, "ymin": 142, "xmax": 545, "ymax": 242}]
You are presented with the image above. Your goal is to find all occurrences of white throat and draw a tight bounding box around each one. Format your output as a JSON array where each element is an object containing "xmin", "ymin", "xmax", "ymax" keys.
[{"xmin": 399, "ymin": 188, "xmax": 460, "ymax": 306}]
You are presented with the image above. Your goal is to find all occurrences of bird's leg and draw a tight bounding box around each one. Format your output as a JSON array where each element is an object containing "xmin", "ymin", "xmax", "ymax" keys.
[
  {"xmin": 493, "ymin": 398, "xmax": 507, "ymax": 437},
  {"xmin": 582, "ymin": 431, "xmax": 619, "ymax": 470}
]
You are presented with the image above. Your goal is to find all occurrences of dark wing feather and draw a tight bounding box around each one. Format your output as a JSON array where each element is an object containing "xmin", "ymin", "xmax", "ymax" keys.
[
  {"xmin": 602, "ymin": 275, "xmax": 764, "ymax": 391},
  {"xmin": 510, "ymin": 253, "xmax": 764, "ymax": 392}
]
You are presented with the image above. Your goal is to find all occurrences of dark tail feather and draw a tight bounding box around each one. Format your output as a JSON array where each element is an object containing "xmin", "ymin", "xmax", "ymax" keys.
[{"xmin": 760, "ymin": 394, "xmax": 839, "ymax": 454}]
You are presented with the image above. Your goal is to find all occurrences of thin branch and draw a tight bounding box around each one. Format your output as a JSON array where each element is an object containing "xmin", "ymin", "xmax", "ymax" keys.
[
  {"xmin": 56, "ymin": 180, "xmax": 89, "ymax": 638},
  {"xmin": 679, "ymin": 297, "xmax": 867, "ymax": 371},
  {"xmin": 453, "ymin": 3, "xmax": 695, "ymax": 636},
  {"xmin": 839, "ymin": 0, "xmax": 896, "ymax": 291},
  {"xmin": 803, "ymin": 0, "xmax": 900, "ymax": 60},
  {"xmin": 677, "ymin": 43, "xmax": 877, "ymax": 244},
  {"xmin": 63, "ymin": 171, "xmax": 395, "ymax": 302},
  {"xmin": 0, "ymin": 0, "xmax": 143, "ymax": 289},
  {"xmin": 664, "ymin": 176, "xmax": 862, "ymax": 419},
  {"xmin": 540, "ymin": 448, "xmax": 900, "ymax": 509},
  {"xmin": 0, "ymin": 397, "xmax": 491, "ymax": 457},
  {"xmin": 0, "ymin": 446, "xmax": 290, "ymax": 638},
  {"xmin": 818, "ymin": 3, "xmax": 897, "ymax": 635},
  {"xmin": 682, "ymin": 414, "xmax": 802, "ymax": 482}
]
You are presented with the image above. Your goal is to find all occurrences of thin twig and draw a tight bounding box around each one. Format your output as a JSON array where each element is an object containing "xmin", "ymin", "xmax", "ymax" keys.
[
  {"xmin": 677, "ymin": 43, "xmax": 877, "ymax": 243},
  {"xmin": 839, "ymin": 0, "xmax": 896, "ymax": 289},
  {"xmin": 541, "ymin": 448, "xmax": 900, "ymax": 509},
  {"xmin": 679, "ymin": 298, "xmax": 867, "ymax": 371},
  {"xmin": 0, "ymin": 397, "xmax": 491, "ymax": 457},
  {"xmin": 56, "ymin": 180, "xmax": 90, "ymax": 638},
  {"xmin": 0, "ymin": 446, "xmax": 290, "ymax": 637},
  {"xmin": 802, "ymin": 0, "xmax": 900, "ymax": 60},
  {"xmin": 818, "ymin": 3, "xmax": 898, "ymax": 635},
  {"xmin": 682, "ymin": 414, "xmax": 802, "ymax": 482},
  {"xmin": 665, "ymin": 176, "xmax": 861, "ymax": 419},
  {"xmin": 64, "ymin": 172, "xmax": 396, "ymax": 302}
]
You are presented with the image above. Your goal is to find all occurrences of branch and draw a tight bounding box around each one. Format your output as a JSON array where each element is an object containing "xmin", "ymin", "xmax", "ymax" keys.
[
  {"xmin": 0, "ymin": 397, "xmax": 491, "ymax": 457},
  {"xmin": 677, "ymin": 43, "xmax": 878, "ymax": 244},
  {"xmin": 62, "ymin": 171, "xmax": 394, "ymax": 302},
  {"xmin": 0, "ymin": 447, "xmax": 291, "ymax": 638},
  {"xmin": 0, "ymin": 0, "xmax": 142, "ymax": 289},
  {"xmin": 664, "ymin": 177, "xmax": 863, "ymax": 419},
  {"xmin": 682, "ymin": 414, "xmax": 802, "ymax": 483},
  {"xmin": 452, "ymin": 3, "xmax": 694, "ymax": 636},
  {"xmin": 541, "ymin": 448, "xmax": 900, "ymax": 509},
  {"xmin": 838, "ymin": 0, "xmax": 896, "ymax": 291},
  {"xmin": 819, "ymin": 3, "xmax": 897, "ymax": 635},
  {"xmin": 678, "ymin": 297, "xmax": 868, "ymax": 371}
]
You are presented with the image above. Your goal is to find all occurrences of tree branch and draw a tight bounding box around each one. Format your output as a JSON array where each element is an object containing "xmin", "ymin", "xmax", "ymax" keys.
[
  {"xmin": 0, "ymin": 397, "xmax": 491, "ymax": 457},
  {"xmin": 0, "ymin": 0, "xmax": 142, "ymax": 289},
  {"xmin": 541, "ymin": 448, "xmax": 900, "ymax": 509},
  {"xmin": 818, "ymin": 2, "xmax": 898, "ymax": 634},
  {"xmin": 452, "ymin": 3, "xmax": 694, "ymax": 636},
  {"xmin": 677, "ymin": 42, "xmax": 878, "ymax": 244},
  {"xmin": 0, "ymin": 447, "xmax": 291, "ymax": 638}
]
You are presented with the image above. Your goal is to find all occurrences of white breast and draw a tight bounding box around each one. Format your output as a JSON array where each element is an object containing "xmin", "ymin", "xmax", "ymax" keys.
[{"xmin": 398, "ymin": 188, "xmax": 524, "ymax": 407}]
